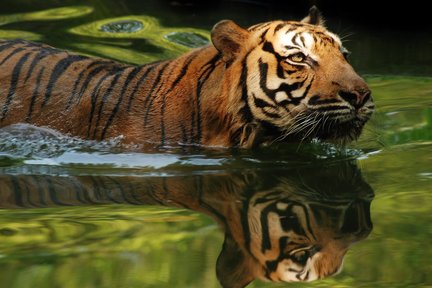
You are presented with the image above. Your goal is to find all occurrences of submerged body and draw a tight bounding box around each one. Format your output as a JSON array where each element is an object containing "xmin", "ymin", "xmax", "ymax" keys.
[{"xmin": 0, "ymin": 7, "xmax": 374, "ymax": 148}]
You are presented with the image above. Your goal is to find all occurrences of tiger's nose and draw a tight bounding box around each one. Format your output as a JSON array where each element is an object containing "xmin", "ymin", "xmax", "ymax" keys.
[{"xmin": 339, "ymin": 89, "xmax": 372, "ymax": 109}]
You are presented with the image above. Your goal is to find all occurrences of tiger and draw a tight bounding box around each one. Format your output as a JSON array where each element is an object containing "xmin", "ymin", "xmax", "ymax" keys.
[
  {"xmin": 0, "ymin": 7, "xmax": 374, "ymax": 148},
  {"xmin": 0, "ymin": 161, "xmax": 374, "ymax": 287}
]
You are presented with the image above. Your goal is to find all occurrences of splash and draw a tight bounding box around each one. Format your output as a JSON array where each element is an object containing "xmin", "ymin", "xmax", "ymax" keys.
[{"xmin": 0, "ymin": 124, "xmax": 226, "ymax": 175}]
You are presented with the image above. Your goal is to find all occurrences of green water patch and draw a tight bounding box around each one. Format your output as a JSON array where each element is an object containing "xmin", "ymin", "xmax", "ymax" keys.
[
  {"xmin": 0, "ymin": 205, "xmax": 220, "ymax": 288},
  {"xmin": 100, "ymin": 20, "xmax": 144, "ymax": 33},
  {"xmin": 0, "ymin": 6, "xmax": 93, "ymax": 26},
  {"xmin": 356, "ymin": 76, "xmax": 432, "ymax": 149},
  {"xmin": 0, "ymin": 6, "xmax": 94, "ymax": 43},
  {"xmin": 68, "ymin": 15, "xmax": 210, "ymax": 63},
  {"xmin": 164, "ymin": 32, "xmax": 209, "ymax": 48}
]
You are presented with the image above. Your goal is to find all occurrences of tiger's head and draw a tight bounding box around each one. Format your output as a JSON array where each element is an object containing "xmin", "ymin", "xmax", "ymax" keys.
[{"xmin": 211, "ymin": 7, "xmax": 374, "ymax": 147}]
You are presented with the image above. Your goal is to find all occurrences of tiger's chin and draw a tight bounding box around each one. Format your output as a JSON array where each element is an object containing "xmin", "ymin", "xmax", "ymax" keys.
[
  {"xmin": 312, "ymin": 118, "xmax": 368, "ymax": 144},
  {"xmin": 279, "ymin": 113, "xmax": 371, "ymax": 145}
]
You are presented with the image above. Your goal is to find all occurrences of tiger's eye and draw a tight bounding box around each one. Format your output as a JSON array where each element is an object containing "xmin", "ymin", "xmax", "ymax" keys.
[{"xmin": 288, "ymin": 52, "xmax": 306, "ymax": 63}]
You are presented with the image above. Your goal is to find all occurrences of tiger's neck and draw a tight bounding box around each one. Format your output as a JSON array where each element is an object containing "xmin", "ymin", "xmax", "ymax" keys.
[{"xmin": 125, "ymin": 46, "xmax": 253, "ymax": 148}]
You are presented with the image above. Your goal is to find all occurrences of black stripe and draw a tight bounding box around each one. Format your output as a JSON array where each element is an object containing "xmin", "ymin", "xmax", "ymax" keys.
[
  {"xmin": 258, "ymin": 58, "xmax": 306, "ymax": 105},
  {"xmin": 300, "ymin": 35, "xmax": 306, "ymax": 47},
  {"xmin": 93, "ymin": 72, "xmax": 123, "ymax": 139},
  {"xmin": 190, "ymin": 102, "xmax": 195, "ymax": 143},
  {"xmin": 41, "ymin": 54, "xmax": 86, "ymax": 108},
  {"xmin": 259, "ymin": 28, "xmax": 270, "ymax": 43},
  {"xmin": 249, "ymin": 22, "xmax": 272, "ymax": 32},
  {"xmin": 26, "ymin": 67, "xmax": 45, "ymax": 122},
  {"xmin": 77, "ymin": 62, "xmax": 115, "ymax": 102},
  {"xmin": 108, "ymin": 177, "xmax": 142, "ymax": 205},
  {"xmin": 101, "ymin": 66, "xmax": 141, "ymax": 140},
  {"xmin": 253, "ymin": 93, "xmax": 276, "ymax": 109},
  {"xmin": 238, "ymin": 51, "xmax": 253, "ymax": 125},
  {"xmin": 308, "ymin": 95, "xmax": 340, "ymax": 105},
  {"xmin": 24, "ymin": 49, "xmax": 62, "ymax": 83},
  {"xmin": 1, "ymin": 52, "xmax": 31, "ymax": 121},
  {"xmin": 240, "ymin": 194, "xmax": 253, "ymax": 255},
  {"xmin": 86, "ymin": 68, "xmax": 119, "ymax": 137},
  {"xmin": 292, "ymin": 33, "xmax": 301, "ymax": 47},
  {"xmin": 194, "ymin": 54, "xmax": 221, "ymax": 143},
  {"xmin": 34, "ymin": 176, "xmax": 47, "ymax": 207},
  {"xmin": 195, "ymin": 176, "xmax": 226, "ymax": 222},
  {"xmin": 168, "ymin": 53, "xmax": 196, "ymax": 91},
  {"xmin": 230, "ymin": 51, "xmax": 253, "ymax": 144},
  {"xmin": 0, "ymin": 47, "xmax": 24, "ymax": 66},
  {"xmin": 46, "ymin": 178, "xmax": 72, "ymax": 206},
  {"xmin": 263, "ymin": 41, "xmax": 289, "ymax": 62},
  {"xmin": 157, "ymin": 54, "xmax": 193, "ymax": 144},
  {"xmin": 10, "ymin": 176, "xmax": 24, "ymax": 207},
  {"xmin": 0, "ymin": 41, "xmax": 20, "ymax": 53},
  {"xmin": 24, "ymin": 53, "xmax": 42, "ymax": 83},
  {"xmin": 20, "ymin": 177, "xmax": 35, "ymax": 208},
  {"xmin": 274, "ymin": 22, "xmax": 286, "ymax": 34},
  {"xmin": 126, "ymin": 64, "xmax": 157, "ymax": 111},
  {"xmin": 76, "ymin": 177, "xmax": 98, "ymax": 204},
  {"xmin": 265, "ymin": 236, "xmax": 290, "ymax": 275},
  {"xmin": 301, "ymin": 76, "xmax": 314, "ymax": 98},
  {"xmin": 66, "ymin": 60, "xmax": 107, "ymax": 110},
  {"xmin": 254, "ymin": 100, "xmax": 280, "ymax": 118},
  {"xmin": 143, "ymin": 62, "xmax": 170, "ymax": 126},
  {"xmin": 301, "ymin": 205, "xmax": 317, "ymax": 241},
  {"xmin": 160, "ymin": 94, "xmax": 167, "ymax": 145},
  {"xmin": 22, "ymin": 175, "xmax": 46, "ymax": 207},
  {"xmin": 125, "ymin": 181, "xmax": 145, "ymax": 205},
  {"xmin": 95, "ymin": 177, "xmax": 114, "ymax": 203},
  {"xmin": 258, "ymin": 60, "xmax": 277, "ymax": 103},
  {"xmin": 102, "ymin": 177, "xmax": 124, "ymax": 204},
  {"xmin": 69, "ymin": 177, "xmax": 87, "ymax": 205},
  {"xmin": 180, "ymin": 123, "xmax": 188, "ymax": 144},
  {"xmin": 262, "ymin": 42, "xmax": 287, "ymax": 79},
  {"xmin": 260, "ymin": 201, "xmax": 283, "ymax": 252},
  {"xmin": 311, "ymin": 105, "xmax": 349, "ymax": 112}
]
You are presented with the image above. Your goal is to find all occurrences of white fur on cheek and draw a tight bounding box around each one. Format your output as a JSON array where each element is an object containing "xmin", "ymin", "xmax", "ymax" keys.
[{"xmin": 276, "ymin": 255, "xmax": 320, "ymax": 282}]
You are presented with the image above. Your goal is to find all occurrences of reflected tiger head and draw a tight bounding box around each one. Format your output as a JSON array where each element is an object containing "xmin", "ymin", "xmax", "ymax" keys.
[
  {"xmin": 214, "ymin": 162, "xmax": 374, "ymax": 287},
  {"xmin": 211, "ymin": 6, "xmax": 374, "ymax": 145}
]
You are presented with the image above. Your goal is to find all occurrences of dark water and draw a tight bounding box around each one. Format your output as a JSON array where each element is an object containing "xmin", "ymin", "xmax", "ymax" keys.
[{"xmin": 0, "ymin": 1, "xmax": 431, "ymax": 288}]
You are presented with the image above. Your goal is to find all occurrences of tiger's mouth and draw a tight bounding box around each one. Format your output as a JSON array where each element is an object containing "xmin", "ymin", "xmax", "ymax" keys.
[
  {"xmin": 290, "ymin": 96, "xmax": 375, "ymax": 142},
  {"xmin": 270, "ymin": 104, "xmax": 374, "ymax": 144},
  {"xmin": 311, "ymin": 116, "xmax": 368, "ymax": 142}
]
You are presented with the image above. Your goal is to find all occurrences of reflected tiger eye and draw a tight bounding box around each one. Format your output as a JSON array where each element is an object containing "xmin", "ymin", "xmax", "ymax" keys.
[{"xmin": 292, "ymin": 250, "xmax": 309, "ymax": 265}]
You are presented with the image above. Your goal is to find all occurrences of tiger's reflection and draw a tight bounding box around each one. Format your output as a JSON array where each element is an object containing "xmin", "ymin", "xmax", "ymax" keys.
[{"xmin": 0, "ymin": 161, "xmax": 373, "ymax": 288}]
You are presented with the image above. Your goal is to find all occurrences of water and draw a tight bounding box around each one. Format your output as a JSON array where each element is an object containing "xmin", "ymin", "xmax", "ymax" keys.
[{"xmin": 0, "ymin": 1, "xmax": 431, "ymax": 287}]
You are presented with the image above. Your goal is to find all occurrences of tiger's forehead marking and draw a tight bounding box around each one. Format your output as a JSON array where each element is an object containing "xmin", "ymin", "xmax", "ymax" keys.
[
  {"xmin": 282, "ymin": 31, "xmax": 315, "ymax": 49},
  {"xmin": 267, "ymin": 23, "xmax": 343, "ymax": 54}
]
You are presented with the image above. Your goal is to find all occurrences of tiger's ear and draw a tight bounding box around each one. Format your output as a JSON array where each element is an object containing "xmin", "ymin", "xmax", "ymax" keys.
[
  {"xmin": 301, "ymin": 6, "xmax": 325, "ymax": 26},
  {"xmin": 211, "ymin": 20, "xmax": 250, "ymax": 62}
]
